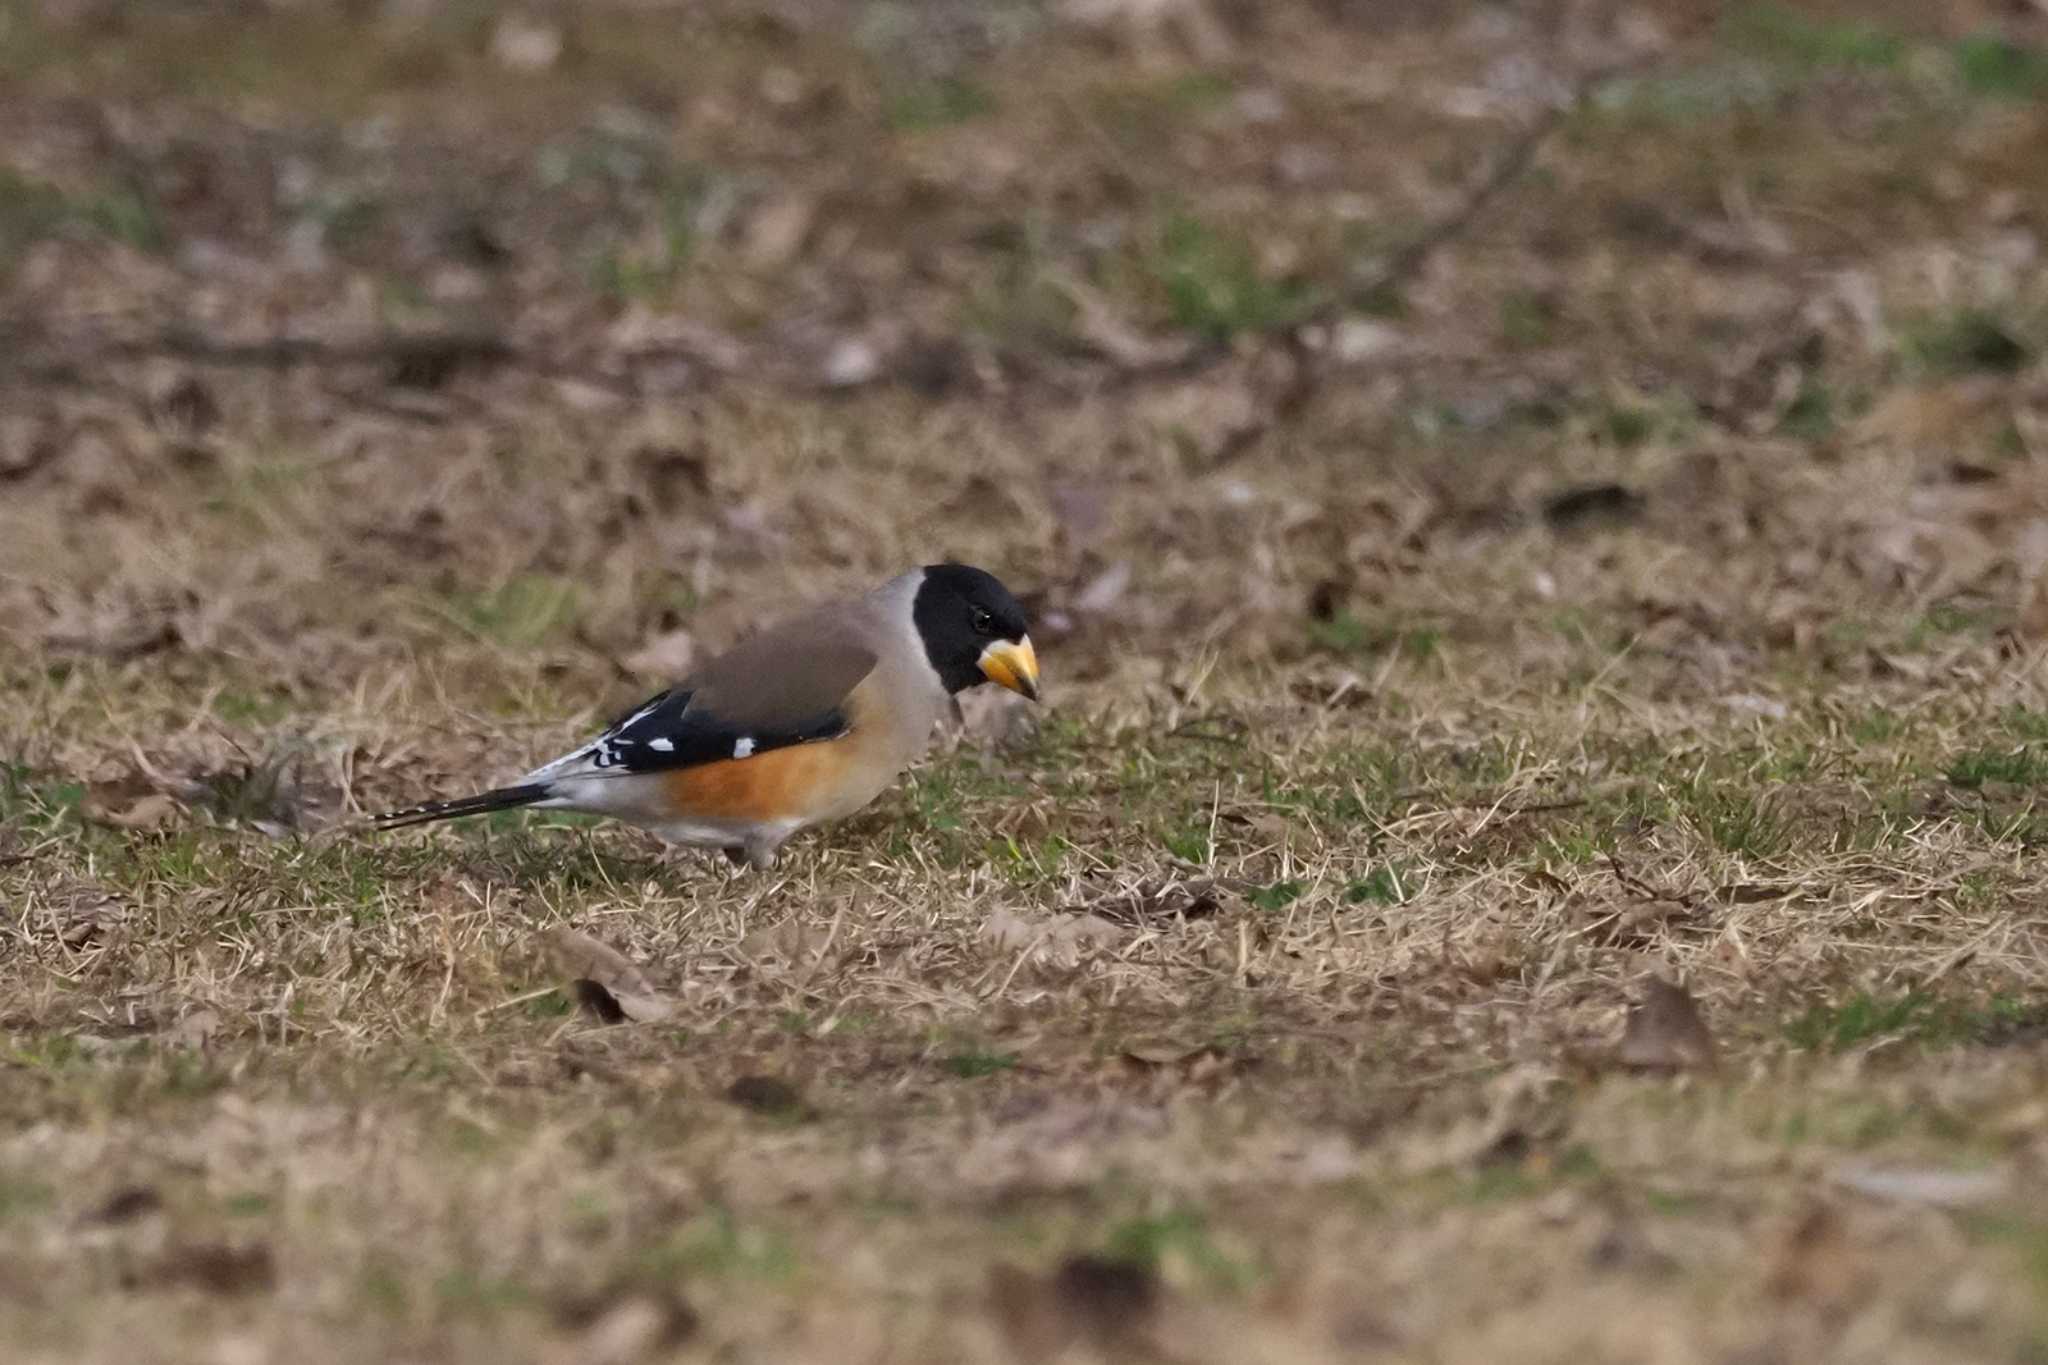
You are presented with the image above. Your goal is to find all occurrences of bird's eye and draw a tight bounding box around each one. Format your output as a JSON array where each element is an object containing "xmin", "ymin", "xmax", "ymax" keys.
[{"xmin": 972, "ymin": 608, "xmax": 995, "ymax": 636}]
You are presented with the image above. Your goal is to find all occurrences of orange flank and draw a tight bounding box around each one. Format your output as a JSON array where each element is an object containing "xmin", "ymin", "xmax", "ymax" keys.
[{"xmin": 659, "ymin": 738, "xmax": 863, "ymax": 824}]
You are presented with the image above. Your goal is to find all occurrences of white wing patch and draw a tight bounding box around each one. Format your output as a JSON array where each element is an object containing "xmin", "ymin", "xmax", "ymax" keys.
[
  {"xmin": 647, "ymin": 737, "xmax": 674, "ymax": 752},
  {"xmin": 732, "ymin": 737, "xmax": 756, "ymax": 759},
  {"xmin": 620, "ymin": 696, "xmax": 665, "ymax": 728}
]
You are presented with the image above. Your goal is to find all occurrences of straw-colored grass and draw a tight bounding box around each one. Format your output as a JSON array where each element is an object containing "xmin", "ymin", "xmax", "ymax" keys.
[{"xmin": 5, "ymin": 2, "xmax": 2048, "ymax": 1360}]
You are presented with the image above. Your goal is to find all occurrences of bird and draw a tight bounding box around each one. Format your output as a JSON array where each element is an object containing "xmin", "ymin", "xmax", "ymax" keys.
[{"xmin": 370, "ymin": 563, "xmax": 1039, "ymax": 869}]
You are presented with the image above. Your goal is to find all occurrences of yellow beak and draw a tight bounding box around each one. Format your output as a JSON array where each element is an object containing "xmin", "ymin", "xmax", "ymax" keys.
[{"xmin": 978, "ymin": 636, "xmax": 1040, "ymax": 702}]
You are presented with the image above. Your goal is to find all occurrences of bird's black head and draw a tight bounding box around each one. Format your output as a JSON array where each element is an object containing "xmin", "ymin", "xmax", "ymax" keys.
[{"xmin": 912, "ymin": 563, "xmax": 1039, "ymax": 700}]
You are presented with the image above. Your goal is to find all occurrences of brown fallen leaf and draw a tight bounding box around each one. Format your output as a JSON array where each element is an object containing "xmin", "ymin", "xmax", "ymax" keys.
[
  {"xmin": 151, "ymin": 374, "xmax": 221, "ymax": 436},
  {"xmin": 736, "ymin": 916, "xmax": 830, "ymax": 969},
  {"xmin": 1766, "ymin": 1203, "xmax": 1868, "ymax": 1311},
  {"xmin": 1052, "ymin": 1254, "xmax": 1159, "ymax": 1332},
  {"xmin": 989, "ymin": 1253, "xmax": 1159, "ymax": 1360},
  {"xmin": 490, "ymin": 14, "xmax": 563, "ymax": 71},
  {"xmin": 543, "ymin": 928, "xmax": 674, "ymax": 1024},
  {"xmin": 621, "ymin": 626, "xmax": 696, "ymax": 682},
  {"xmin": 80, "ymin": 773, "xmax": 161, "ymax": 828},
  {"xmin": 1120, "ymin": 1039, "xmax": 1212, "ymax": 1067},
  {"xmin": 1073, "ymin": 561, "xmax": 1132, "ymax": 615},
  {"xmin": 741, "ymin": 191, "xmax": 816, "ymax": 272},
  {"xmin": 150, "ymin": 1240, "xmax": 275, "ymax": 1296},
  {"xmin": 1830, "ymin": 1164, "xmax": 2007, "ymax": 1209},
  {"xmin": 550, "ymin": 1288, "xmax": 700, "ymax": 1365},
  {"xmin": 725, "ymin": 1074, "xmax": 812, "ymax": 1119},
  {"xmin": 83, "ymin": 1185, "xmax": 162, "ymax": 1227},
  {"xmin": 44, "ymin": 879, "xmax": 126, "ymax": 948},
  {"xmin": 1047, "ymin": 273, "xmax": 1192, "ymax": 370},
  {"xmin": 166, "ymin": 1008, "xmax": 221, "ymax": 1050},
  {"xmin": 1614, "ymin": 976, "xmax": 1717, "ymax": 1072},
  {"xmin": 951, "ymin": 686, "xmax": 1037, "ymax": 747},
  {"xmin": 980, "ymin": 910, "xmax": 1126, "ymax": 967},
  {"xmin": 94, "ymin": 792, "xmax": 182, "ymax": 832}
]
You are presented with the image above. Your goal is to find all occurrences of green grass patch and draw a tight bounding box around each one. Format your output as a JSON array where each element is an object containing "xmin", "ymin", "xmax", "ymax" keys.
[
  {"xmin": 0, "ymin": 1177, "xmax": 55, "ymax": 1223},
  {"xmin": 1725, "ymin": 5, "xmax": 1904, "ymax": 72},
  {"xmin": 1343, "ymin": 864, "xmax": 1409, "ymax": 905},
  {"xmin": 445, "ymin": 574, "xmax": 581, "ymax": 647},
  {"xmin": 639, "ymin": 1206, "xmax": 798, "ymax": 1281},
  {"xmin": 432, "ymin": 1269, "xmax": 534, "ymax": 1319},
  {"xmin": 1499, "ymin": 290, "xmax": 1558, "ymax": 348},
  {"xmin": 1946, "ymin": 746, "xmax": 2048, "ymax": 789},
  {"xmin": 1679, "ymin": 781, "xmax": 1788, "ymax": 858},
  {"xmin": 1951, "ymin": 34, "xmax": 2048, "ymax": 100},
  {"xmin": 1777, "ymin": 380, "xmax": 1835, "ymax": 440},
  {"xmin": 1161, "ymin": 825, "xmax": 1210, "ymax": 864},
  {"xmin": 0, "ymin": 168, "xmax": 164, "ymax": 267},
  {"xmin": 2001, "ymin": 708, "xmax": 2048, "ymax": 743},
  {"xmin": 884, "ymin": 76, "xmax": 994, "ymax": 130},
  {"xmin": 590, "ymin": 181, "xmax": 704, "ymax": 301},
  {"xmin": 1902, "ymin": 309, "xmax": 2031, "ymax": 377},
  {"xmin": 940, "ymin": 1048, "xmax": 1020, "ymax": 1079},
  {"xmin": 1101, "ymin": 1206, "xmax": 1259, "ymax": 1293},
  {"xmin": 1248, "ymin": 880, "xmax": 1304, "ymax": 911},
  {"xmin": 1308, "ymin": 613, "xmax": 1440, "ymax": 661},
  {"xmin": 1787, "ymin": 991, "xmax": 1931, "ymax": 1052},
  {"xmin": 1786, "ymin": 991, "xmax": 2048, "ymax": 1052},
  {"xmin": 1145, "ymin": 211, "xmax": 1313, "ymax": 341}
]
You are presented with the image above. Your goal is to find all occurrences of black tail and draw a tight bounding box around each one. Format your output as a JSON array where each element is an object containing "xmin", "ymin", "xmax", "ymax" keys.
[{"xmin": 370, "ymin": 783, "xmax": 551, "ymax": 831}]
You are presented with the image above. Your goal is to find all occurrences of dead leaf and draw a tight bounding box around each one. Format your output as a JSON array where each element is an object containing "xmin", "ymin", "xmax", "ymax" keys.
[
  {"xmin": 1614, "ymin": 977, "xmax": 1717, "ymax": 1072},
  {"xmin": 989, "ymin": 1254, "xmax": 1159, "ymax": 1360},
  {"xmin": 1059, "ymin": 0, "xmax": 1234, "ymax": 62},
  {"xmin": 551, "ymin": 1290, "xmax": 699, "ymax": 1364},
  {"xmin": 1830, "ymin": 1164, "xmax": 2007, "ymax": 1209},
  {"xmin": 1073, "ymin": 561, "xmax": 1132, "ymax": 615},
  {"xmin": 1766, "ymin": 1204, "xmax": 1868, "ymax": 1310},
  {"xmin": 1048, "ymin": 479, "xmax": 1111, "ymax": 549},
  {"xmin": 151, "ymin": 374, "xmax": 220, "ymax": 436},
  {"xmin": 819, "ymin": 335, "xmax": 880, "ymax": 388},
  {"xmin": 982, "ymin": 909, "xmax": 1041, "ymax": 954},
  {"xmin": 1544, "ymin": 482, "xmax": 1645, "ymax": 532},
  {"xmin": 83, "ymin": 1185, "xmax": 162, "ymax": 1226},
  {"xmin": 622, "ymin": 627, "xmax": 696, "ymax": 682},
  {"xmin": 952, "ymin": 686, "xmax": 1036, "ymax": 747},
  {"xmin": 146, "ymin": 1241, "xmax": 275, "ymax": 1296},
  {"xmin": 0, "ymin": 411, "xmax": 61, "ymax": 482},
  {"xmin": 490, "ymin": 15, "xmax": 563, "ymax": 71},
  {"xmin": 981, "ymin": 910, "xmax": 1126, "ymax": 967},
  {"xmin": 167, "ymin": 1008, "xmax": 221, "ymax": 1050},
  {"xmin": 1051, "ymin": 1254, "xmax": 1159, "ymax": 1332},
  {"xmin": 725, "ymin": 1074, "xmax": 811, "ymax": 1119},
  {"xmin": 1583, "ymin": 897, "xmax": 1694, "ymax": 948},
  {"xmin": 1715, "ymin": 883, "xmax": 1792, "ymax": 905},
  {"xmin": 1049, "ymin": 273, "xmax": 1191, "ymax": 369},
  {"xmin": 1071, "ymin": 878, "xmax": 1221, "ymax": 926},
  {"xmin": 1119, "ymin": 1039, "xmax": 1227, "ymax": 1073},
  {"xmin": 741, "ymin": 192, "xmax": 815, "ymax": 272},
  {"xmin": 543, "ymin": 928, "xmax": 673, "ymax": 1024},
  {"xmin": 94, "ymin": 792, "xmax": 182, "ymax": 832},
  {"xmin": 44, "ymin": 880, "xmax": 126, "ymax": 948},
  {"xmin": 628, "ymin": 442, "xmax": 712, "ymax": 513},
  {"xmin": 736, "ymin": 917, "xmax": 830, "ymax": 968}
]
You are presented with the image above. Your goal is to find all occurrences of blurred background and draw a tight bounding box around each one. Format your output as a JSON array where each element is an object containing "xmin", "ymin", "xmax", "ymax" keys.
[
  {"xmin": 11, "ymin": 9, "xmax": 2048, "ymax": 1359},
  {"xmin": 3, "ymin": 0, "xmax": 2048, "ymax": 723}
]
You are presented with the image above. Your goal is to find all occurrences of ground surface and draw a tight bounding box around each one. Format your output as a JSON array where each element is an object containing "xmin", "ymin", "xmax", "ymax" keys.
[{"xmin": 5, "ymin": 1, "xmax": 2048, "ymax": 1361}]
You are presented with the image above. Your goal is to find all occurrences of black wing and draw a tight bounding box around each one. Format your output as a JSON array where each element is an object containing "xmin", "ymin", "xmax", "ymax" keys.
[
  {"xmin": 567, "ymin": 685, "xmax": 848, "ymax": 773},
  {"xmin": 538, "ymin": 629, "xmax": 878, "ymax": 779}
]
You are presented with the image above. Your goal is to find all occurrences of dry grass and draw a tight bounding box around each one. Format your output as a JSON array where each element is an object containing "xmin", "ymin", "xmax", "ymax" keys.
[{"xmin": 6, "ymin": 1, "xmax": 2048, "ymax": 1361}]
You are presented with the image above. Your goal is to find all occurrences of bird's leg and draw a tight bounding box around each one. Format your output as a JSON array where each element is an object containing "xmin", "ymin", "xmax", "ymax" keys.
[{"xmin": 741, "ymin": 838, "xmax": 778, "ymax": 871}]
